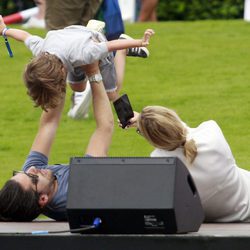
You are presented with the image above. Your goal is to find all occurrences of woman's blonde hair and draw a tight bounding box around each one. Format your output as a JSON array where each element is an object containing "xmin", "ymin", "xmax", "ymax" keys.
[
  {"xmin": 23, "ymin": 53, "xmax": 66, "ymax": 111},
  {"xmin": 138, "ymin": 106, "xmax": 197, "ymax": 163}
]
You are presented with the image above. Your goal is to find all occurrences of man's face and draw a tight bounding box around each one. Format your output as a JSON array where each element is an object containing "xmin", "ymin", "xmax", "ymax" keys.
[{"xmin": 11, "ymin": 166, "xmax": 55, "ymax": 195}]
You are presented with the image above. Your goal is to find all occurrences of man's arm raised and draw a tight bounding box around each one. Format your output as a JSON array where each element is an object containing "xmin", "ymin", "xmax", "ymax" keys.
[
  {"xmin": 83, "ymin": 63, "xmax": 114, "ymax": 157},
  {"xmin": 30, "ymin": 95, "xmax": 65, "ymax": 158}
]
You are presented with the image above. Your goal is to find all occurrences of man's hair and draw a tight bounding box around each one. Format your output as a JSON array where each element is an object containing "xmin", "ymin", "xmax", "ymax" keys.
[
  {"xmin": 0, "ymin": 180, "xmax": 42, "ymax": 222},
  {"xmin": 23, "ymin": 52, "xmax": 66, "ymax": 111},
  {"xmin": 138, "ymin": 106, "xmax": 197, "ymax": 163}
]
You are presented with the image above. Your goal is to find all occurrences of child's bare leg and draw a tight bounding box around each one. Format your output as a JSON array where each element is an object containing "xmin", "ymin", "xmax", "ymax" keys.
[
  {"xmin": 69, "ymin": 80, "xmax": 87, "ymax": 92},
  {"xmin": 114, "ymin": 49, "xmax": 127, "ymax": 93},
  {"xmin": 107, "ymin": 90, "xmax": 119, "ymax": 102}
]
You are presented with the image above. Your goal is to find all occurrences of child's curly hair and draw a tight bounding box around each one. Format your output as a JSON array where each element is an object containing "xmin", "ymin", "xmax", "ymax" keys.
[{"xmin": 23, "ymin": 52, "xmax": 66, "ymax": 111}]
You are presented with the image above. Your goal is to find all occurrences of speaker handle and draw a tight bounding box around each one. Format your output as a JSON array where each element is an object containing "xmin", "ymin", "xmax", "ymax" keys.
[{"xmin": 187, "ymin": 175, "xmax": 197, "ymax": 196}]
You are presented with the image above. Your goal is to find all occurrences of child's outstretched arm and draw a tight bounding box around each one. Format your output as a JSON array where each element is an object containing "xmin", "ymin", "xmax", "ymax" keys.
[
  {"xmin": 0, "ymin": 15, "xmax": 31, "ymax": 42},
  {"xmin": 106, "ymin": 29, "xmax": 155, "ymax": 52}
]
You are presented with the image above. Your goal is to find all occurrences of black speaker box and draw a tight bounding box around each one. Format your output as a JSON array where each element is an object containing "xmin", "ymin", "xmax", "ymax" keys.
[{"xmin": 67, "ymin": 157, "xmax": 204, "ymax": 234}]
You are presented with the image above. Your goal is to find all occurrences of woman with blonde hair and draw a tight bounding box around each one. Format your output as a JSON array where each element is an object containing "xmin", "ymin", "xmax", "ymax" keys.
[{"xmin": 127, "ymin": 105, "xmax": 250, "ymax": 222}]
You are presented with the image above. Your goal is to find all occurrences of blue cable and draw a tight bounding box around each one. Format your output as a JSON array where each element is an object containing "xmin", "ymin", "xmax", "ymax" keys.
[
  {"xmin": 32, "ymin": 230, "xmax": 49, "ymax": 235},
  {"xmin": 93, "ymin": 217, "xmax": 102, "ymax": 228},
  {"xmin": 31, "ymin": 217, "xmax": 102, "ymax": 235}
]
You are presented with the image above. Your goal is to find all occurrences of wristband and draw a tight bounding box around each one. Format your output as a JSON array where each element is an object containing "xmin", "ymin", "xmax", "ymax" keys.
[
  {"xmin": 2, "ymin": 27, "xmax": 13, "ymax": 57},
  {"xmin": 2, "ymin": 27, "xmax": 9, "ymax": 37}
]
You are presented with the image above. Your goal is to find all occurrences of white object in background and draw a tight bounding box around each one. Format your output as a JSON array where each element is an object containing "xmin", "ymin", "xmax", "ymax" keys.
[
  {"xmin": 3, "ymin": 7, "xmax": 38, "ymax": 24},
  {"xmin": 118, "ymin": 0, "xmax": 136, "ymax": 23},
  {"xmin": 67, "ymin": 81, "xmax": 92, "ymax": 120},
  {"xmin": 22, "ymin": 16, "xmax": 45, "ymax": 28},
  {"xmin": 244, "ymin": 0, "xmax": 250, "ymax": 21}
]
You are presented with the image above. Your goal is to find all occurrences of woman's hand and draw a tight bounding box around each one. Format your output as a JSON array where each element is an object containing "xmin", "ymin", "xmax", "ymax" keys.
[{"xmin": 118, "ymin": 111, "xmax": 140, "ymax": 129}]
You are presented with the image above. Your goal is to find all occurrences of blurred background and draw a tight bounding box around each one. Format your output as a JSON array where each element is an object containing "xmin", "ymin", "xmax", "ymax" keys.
[{"xmin": 0, "ymin": 0, "xmax": 245, "ymax": 22}]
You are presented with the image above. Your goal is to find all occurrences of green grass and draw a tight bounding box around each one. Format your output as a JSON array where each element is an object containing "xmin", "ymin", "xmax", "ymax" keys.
[{"xmin": 0, "ymin": 20, "xmax": 250, "ymax": 187}]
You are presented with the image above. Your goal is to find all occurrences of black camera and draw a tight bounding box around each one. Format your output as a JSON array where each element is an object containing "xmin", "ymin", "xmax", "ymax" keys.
[{"xmin": 113, "ymin": 94, "xmax": 134, "ymax": 129}]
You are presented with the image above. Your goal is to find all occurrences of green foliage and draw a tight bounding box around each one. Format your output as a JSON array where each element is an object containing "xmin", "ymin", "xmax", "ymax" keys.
[
  {"xmin": 0, "ymin": 1, "xmax": 244, "ymax": 21},
  {"xmin": 0, "ymin": 21, "xmax": 250, "ymax": 187},
  {"xmin": 157, "ymin": 0, "xmax": 244, "ymax": 20},
  {"xmin": 0, "ymin": 0, "xmax": 35, "ymax": 16}
]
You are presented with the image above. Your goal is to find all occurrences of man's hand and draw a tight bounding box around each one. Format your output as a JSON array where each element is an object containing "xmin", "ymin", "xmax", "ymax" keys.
[
  {"xmin": 141, "ymin": 29, "xmax": 155, "ymax": 47},
  {"xmin": 0, "ymin": 15, "xmax": 7, "ymax": 35}
]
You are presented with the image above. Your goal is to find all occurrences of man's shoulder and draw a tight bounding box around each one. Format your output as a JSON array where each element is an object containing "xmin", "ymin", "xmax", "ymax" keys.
[
  {"xmin": 22, "ymin": 151, "xmax": 48, "ymax": 171},
  {"xmin": 47, "ymin": 164, "xmax": 70, "ymax": 176}
]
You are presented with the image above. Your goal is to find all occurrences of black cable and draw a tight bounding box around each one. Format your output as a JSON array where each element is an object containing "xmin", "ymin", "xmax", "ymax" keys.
[
  {"xmin": 32, "ymin": 217, "xmax": 102, "ymax": 235},
  {"xmin": 0, "ymin": 218, "xmax": 102, "ymax": 235}
]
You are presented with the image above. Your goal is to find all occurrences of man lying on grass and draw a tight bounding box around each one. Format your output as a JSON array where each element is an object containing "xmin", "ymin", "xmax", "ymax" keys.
[{"xmin": 0, "ymin": 62, "xmax": 114, "ymax": 221}]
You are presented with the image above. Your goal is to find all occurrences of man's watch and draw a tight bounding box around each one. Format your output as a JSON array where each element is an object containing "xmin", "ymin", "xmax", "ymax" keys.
[{"xmin": 88, "ymin": 73, "xmax": 103, "ymax": 83}]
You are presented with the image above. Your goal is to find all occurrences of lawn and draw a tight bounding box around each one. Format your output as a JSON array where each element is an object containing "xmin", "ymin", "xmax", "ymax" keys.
[{"xmin": 0, "ymin": 20, "xmax": 250, "ymax": 186}]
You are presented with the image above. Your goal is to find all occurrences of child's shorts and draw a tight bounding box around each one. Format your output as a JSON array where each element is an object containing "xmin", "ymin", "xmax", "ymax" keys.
[{"xmin": 67, "ymin": 53, "xmax": 117, "ymax": 92}]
